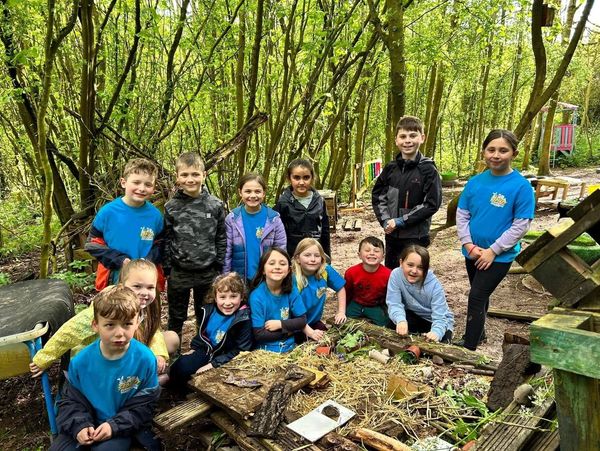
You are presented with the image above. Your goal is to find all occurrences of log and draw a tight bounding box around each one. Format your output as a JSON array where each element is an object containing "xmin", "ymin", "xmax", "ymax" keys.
[
  {"xmin": 487, "ymin": 308, "xmax": 543, "ymax": 323},
  {"xmin": 350, "ymin": 428, "xmax": 411, "ymax": 451},
  {"xmin": 247, "ymin": 381, "xmax": 292, "ymax": 438},
  {"xmin": 210, "ymin": 410, "xmax": 267, "ymax": 451}
]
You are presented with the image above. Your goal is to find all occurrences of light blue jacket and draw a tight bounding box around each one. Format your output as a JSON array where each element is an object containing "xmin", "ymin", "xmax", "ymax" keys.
[
  {"xmin": 223, "ymin": 205, "xmax": 287, "ymax": 280},
  {"xmin": 386, "ymin": 268, "xmax": 454, "ymax": 339}
]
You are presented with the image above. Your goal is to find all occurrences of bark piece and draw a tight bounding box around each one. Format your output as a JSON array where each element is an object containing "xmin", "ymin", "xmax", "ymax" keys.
[{"xmin": 247, "ymin": 381, "xmax": 292, "ymax": 438}]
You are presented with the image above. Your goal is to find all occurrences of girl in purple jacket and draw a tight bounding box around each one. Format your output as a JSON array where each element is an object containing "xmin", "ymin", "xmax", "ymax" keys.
[{"xmin": 224, "ymin": 173, "xmax": 287, "ymax": 283}]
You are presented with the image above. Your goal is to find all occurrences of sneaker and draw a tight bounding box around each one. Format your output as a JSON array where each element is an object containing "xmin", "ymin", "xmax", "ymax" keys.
[{"xmin": 453, "ymin": 338, "xmax": 477, "ymax": 351}]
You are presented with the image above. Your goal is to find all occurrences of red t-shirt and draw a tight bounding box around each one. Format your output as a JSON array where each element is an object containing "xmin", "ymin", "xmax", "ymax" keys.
[{"xmin": 344, "ymin": 263, "xmax": 392, "ymax": 307}]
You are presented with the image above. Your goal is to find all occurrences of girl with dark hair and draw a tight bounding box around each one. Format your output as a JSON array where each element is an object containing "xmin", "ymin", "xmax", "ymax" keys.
[
  {"xmin": 274, "ymin": 159, "xmax": 331, "ymax": 258},
  {"xmin": 386, "ymin": 245, "xmax": 454, "ymax": 343},
  {"xmin": 456, "ymin": 129, "xmax": 535, "ymax": 350},
  {"xmin": 248, "ymin": 247, "xmax": 307, "ymax": 352},
  {"xmin": 224, "ymin": 173, "xmax": 287, "ymax": 283}
]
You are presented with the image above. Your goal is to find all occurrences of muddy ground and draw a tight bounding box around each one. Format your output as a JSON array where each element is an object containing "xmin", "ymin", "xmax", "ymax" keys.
[{"xmin": 1, "ymin": 166, "xmax": 597, "ymax": 449}]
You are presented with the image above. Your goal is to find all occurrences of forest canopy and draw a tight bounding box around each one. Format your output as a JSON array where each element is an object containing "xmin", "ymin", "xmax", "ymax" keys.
[{"xmin": 0, "ymin": 0, "xmax": 598, "ymax": 270}]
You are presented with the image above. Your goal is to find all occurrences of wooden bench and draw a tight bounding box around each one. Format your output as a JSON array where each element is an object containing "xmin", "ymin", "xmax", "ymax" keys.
[{"xmin": 534, "ymin": 177, "xmax": 586, "ymax": 204}]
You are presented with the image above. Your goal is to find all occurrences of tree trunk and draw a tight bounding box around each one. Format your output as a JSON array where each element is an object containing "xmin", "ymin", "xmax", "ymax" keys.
[
  {"xmin": 506, "ymin": 32, "xmax": 523, "ymax": 130},
  {"xmin": 235, "ymin": 8, "xmax": 246, "ymax": 178},
  {"xmin": 423, "ymin": 68, "xmax": 444, "ymax": 158},
  {"xmin": 385, "ymin": 0, "xmax": 407, "ymax": 126},
  {"xmin": 538, "ymin": 97, "xmax": 557, "ymax": 175},
  {"xmin": 521, "ymin": 123, "xmax": 534, "ymax": 171}
]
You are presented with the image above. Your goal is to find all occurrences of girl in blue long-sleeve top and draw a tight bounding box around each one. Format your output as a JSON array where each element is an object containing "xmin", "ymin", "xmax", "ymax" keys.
[{"xmin": 386, "ymin": 245, "xmax": 454, "ymax": 343}]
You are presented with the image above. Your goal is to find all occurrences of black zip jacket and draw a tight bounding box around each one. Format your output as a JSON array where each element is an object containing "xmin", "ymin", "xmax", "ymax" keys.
[
  {"xmin": 372, "ymin": 152, "xmax": 442, "ymax": 240},
  {"xmin": 273, "ymin": 187, "xmax": 331, "ymax": 257},
  {"xmin": 55, "ymin": 377, "xmax": 159, "ymax": 442},
  {"xmin": 190, "ymin": 303, "xmax": 253, "ymax": 367}
]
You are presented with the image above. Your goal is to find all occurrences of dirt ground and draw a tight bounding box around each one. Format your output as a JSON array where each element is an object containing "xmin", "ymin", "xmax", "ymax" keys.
[{"xmin": 0, "ymin": 166, "xmax": 598, "ymax": 449}]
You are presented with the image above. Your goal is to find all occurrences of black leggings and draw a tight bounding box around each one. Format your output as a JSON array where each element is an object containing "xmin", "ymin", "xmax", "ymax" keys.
[
  {"xmin": 169, "ymin": 349, "xmax": 211, "ymax": 393},
  {"xmin": 404, "ymin": 309, "xmax": 453, "ymax": 343},
  {"xmin": 463, "ymin": 258, "xmax": 511, "ymax": 350}
]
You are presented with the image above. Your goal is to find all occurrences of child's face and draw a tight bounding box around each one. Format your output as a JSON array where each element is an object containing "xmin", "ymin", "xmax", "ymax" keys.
[
  {"xmin": 120, "ymin": 171, "xmax": 155, "ymax": 207},
  {"xmin": 123, "ymin": 268, "xmax": 157, "ymax": 308},
  {"xmin": 483, "ymin": 137, "xmax": 516, "ymax": 175},
  {"xmin": 263, "ymin": 250, "xmax": 290, "ymax": 283},
  {"xmin": 92, "ymin": 314, "xmax": 139, "ymax": 357},
  {"xmin": 296, "ymin": 245, "xmax": 322, "ymax": 275},
  {"xmin": 239, "ymin": 180, "xmax": 265, "ymax": 211},
  {"xmin": 215, "ymin": 289, "xmax": 242, "ymax": 316},
  {"xmin": 395, "ymin": 128, "xmax": 425, "ymax": 160},
  {"xmin": 400, "ymin": 252, "xmax": 424, "ymax": 284},
  {"xmin": 176, "ymin": 164, "xmax": 206, "ymax": 198},
  {"xmin": 358, "ymin": 242, "xmax": 384, "ymax": 267},
  {"xmin": 288, "ymin": 166, "xmax": 313, "ymax": 197}
]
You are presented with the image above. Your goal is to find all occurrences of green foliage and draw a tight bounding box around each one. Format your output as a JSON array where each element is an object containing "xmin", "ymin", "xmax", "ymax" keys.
[
  {"xmin": 0, "ymin": 193, "xmax": 59, "ymax": 257},
  {"xmin": 50, "ymin": 260, "xmax": 95, "ymax": 293},
  {"xmin": 0, "ymin": 272, "xmax": 10, "ymax": 286}
]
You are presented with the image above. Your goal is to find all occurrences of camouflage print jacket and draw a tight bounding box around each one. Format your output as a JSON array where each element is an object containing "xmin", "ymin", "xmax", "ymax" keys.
[{"xmin": 164, "ymin": 187, "xmax": 226, "ymax": 273}]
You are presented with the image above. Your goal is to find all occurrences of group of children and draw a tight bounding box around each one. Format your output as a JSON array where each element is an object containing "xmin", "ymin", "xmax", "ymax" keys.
[{"xmin": 31, "ymin": 114, "xmax": 534, "ymax": 450}]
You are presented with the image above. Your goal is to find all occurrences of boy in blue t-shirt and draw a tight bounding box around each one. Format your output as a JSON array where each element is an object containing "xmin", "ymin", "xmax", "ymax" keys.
[
  {"xmin": 85, "ymin": 158, "xmax": 164, "ymax": 290},
  {"xmin": 51, "ymin": 285, "xmax": 160, "ymax": 450}
]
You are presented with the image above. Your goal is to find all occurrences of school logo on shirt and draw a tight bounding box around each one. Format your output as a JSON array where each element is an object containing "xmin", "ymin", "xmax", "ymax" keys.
[
  {"xmin": 215, "ymin": 329, "xmax": 226, "ymax": 344},
  {"xmin": 490, "ymin": 193, "xmax": 507, "ymax": 208},
  {"xmin": 316, "ymin": 287, "xmax": 327, "ymax": 299},
  {"xmin": 140, "ymin": 227, "xmax": 155, "ymax": 241},
  {"xmin": 256, "ymin": 227, "xmax": 264, "ymax": 239},
  {"xmin": 280, "ymin": 307, "xmax": 290, "ymax": 320},
  {"xmin": 117, "ymin": 375, "xmax": 141, "ymax": 394}
]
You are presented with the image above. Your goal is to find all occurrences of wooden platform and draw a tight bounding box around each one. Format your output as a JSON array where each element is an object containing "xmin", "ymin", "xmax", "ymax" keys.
[
  {"xmin": 189, "ymin": 364, "xmax": 314, "ymax": 422},
  {"xmin": 340, "ymin": 218, "xmax": 362, "ymax": 231},
  {"xmin": 474, "ymin": 399, "xmax": 558, "ymax": 451},
  {"xmin": 534, "ymin": 177, "xmax": 586, "ymax": 204},
  {"xmin": 154, "ymin": 396, "xmax": 212, "ymax": 432}
]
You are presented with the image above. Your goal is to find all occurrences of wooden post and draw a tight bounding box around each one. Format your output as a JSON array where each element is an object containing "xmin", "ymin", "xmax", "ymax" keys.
[{"xmin": 529, "ymin": 309, "xmax": 600, "ymax": 450}]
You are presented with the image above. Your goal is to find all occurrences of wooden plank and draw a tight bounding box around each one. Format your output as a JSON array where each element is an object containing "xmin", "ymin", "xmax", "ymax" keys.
[
  {"xmin": 517, "ymin": 219, "xmax": 574, "ymax": 268},
  {"xmin": 210, "ymin": 410, "xmax": 268, "ymax": 451},
  {"xmin": 529, "ymin": 250, "xmax": 591, "ymax": 300},
  {"xmin": 475, "ymin": 399, "xmax": 555, "ymax": 451},
  {"xmin": 525, "ymin": 429, "xmax": 560, "ymax": 451},
  {"xmin": 153, "ymin": 396, "xmax": 212, "ymax": 432},
  {"xmin": 189, "ymin": 364, "xmax": 314, "ymax": 422},
  {"xmin": 521, "ymin": 208, "xmax": 600, "ymax": 272},
  {"xmin": 554, "ymin": 369, "xmax": 600, "ymax": 451},
  {"xmin": 487, "ymin": 308, "xmax": 543, "ymax": 322},
  {"xmin": 353, "ymin": 219, "xmax": 362, "ymax": 231},
  {"xmin": 342, "ymin": 219, "xmax": 354, "ymax": 231},
  {"xmin": 530, "ymin": 312, "xmax": 600, "ymax": 379}
]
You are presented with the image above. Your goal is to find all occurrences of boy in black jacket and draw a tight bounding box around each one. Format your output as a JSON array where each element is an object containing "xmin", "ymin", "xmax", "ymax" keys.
[
  {"xmin": 168, "ymin": 273, "xmax": 252, "ymax": 392},
  {"xmin": 372, "ymin": 116, "xmax": 442, "ymax": 269},
  {"xmin": 51, "ymin": 286, "xmax": 160, "ymax": 451}
]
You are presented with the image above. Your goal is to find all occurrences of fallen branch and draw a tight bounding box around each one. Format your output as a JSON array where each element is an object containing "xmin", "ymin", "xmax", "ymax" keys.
[{"xmin": 349, "ymin": 428, "xmax": 411, "ymax": 451}]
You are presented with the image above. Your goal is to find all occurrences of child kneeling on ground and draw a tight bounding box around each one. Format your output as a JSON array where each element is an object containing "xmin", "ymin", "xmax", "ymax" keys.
[
  {"xmin": 387, "ymin": 245, "xmax": 454, "ymax": 343},
  {"xmin": 51, "ymin": 285, "xmax": 160, "ymax": 451},
  {"xmin": 168, "ymin": 273, "xmax": 252, "ymax": 390}
]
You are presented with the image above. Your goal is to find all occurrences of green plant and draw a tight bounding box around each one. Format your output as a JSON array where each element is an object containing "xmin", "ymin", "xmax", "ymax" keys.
[
  {"xmin": 0, "ymin": 272, "xmax": 10, "ymax": 286},
  {"xmin": 50, "ymin": 260, "xmax": 95, "ymax": 292}
]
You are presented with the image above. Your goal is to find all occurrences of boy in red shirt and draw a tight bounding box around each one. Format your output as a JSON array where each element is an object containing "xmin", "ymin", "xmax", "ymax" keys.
[{"xmin": 344, "ymin": 236, "xmax": 392, "ymax": 327}]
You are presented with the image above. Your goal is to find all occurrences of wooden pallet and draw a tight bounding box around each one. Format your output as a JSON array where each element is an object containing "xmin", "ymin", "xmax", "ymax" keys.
[
  {"xmin": 474, "ymin": 399, "xmax": 557, "ymax": 451},
  {"xmin": 154, "ymin": 396, "xmax": 212, "ymax": 432}
]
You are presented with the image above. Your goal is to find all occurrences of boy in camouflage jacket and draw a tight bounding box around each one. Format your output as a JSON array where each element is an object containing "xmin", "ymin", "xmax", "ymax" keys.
[{"xmin": 164, "ymin": 153, "xmax": 226, "ymax": 337}]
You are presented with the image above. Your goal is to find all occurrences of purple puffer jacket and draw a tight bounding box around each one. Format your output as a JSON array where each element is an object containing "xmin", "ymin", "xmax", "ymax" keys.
[{"xmin": 224, "ymin": 205, "xmax": 287, "ymax": 280}]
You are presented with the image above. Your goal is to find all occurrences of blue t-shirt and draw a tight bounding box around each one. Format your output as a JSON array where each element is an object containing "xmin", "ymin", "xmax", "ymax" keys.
[
  {"xmin": 241, "ymin": 206, "xmax": 268, "ymax": 280},
  {"xmin": 68, "ymin": 339, "xmax": 158, "ymax": 422},
  {"xmin": 205, "ymin": 309, "xmax": 235, "ymax": 346},
  {"xmin": 92, "ymin": 197, "xmax": 163, "ymax": 261},
  {"xmin": 458, "ymin": 170, "xmax": 535, "ymax": 263},
  {"xmin": 248, "ymin": 281, "xmax": 306, "ymax": 352},
  {"xmin": 294, "ymin": 264, "xmax": 345, "ymax": 325}
]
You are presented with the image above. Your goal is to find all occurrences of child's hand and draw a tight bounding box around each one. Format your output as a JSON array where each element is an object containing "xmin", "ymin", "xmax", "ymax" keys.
[
  {"xmin": 475, "ymin": 248, "xmax": 496, "ymax": 270},
  {"xmin": 156, "ymin": 356, "xmax": 167, "ymax": 374},
  {"xmin": 76, "ymin": 426, "xmax": 95, "ymax": 445},
  {"xmin": 264, "ymin": 320, "xmax": 282, "ymax": 331},
  {"xmin": 384, "ymin": 219, "xmax": 396, "ymax": 234},
  {"xmin": 196, "ymin": 363, "xmax": 214, "ymax": 374},
  {"xmin": 29, "ymin": 362, "xmax": 44, "ymax": 378},
  {"xmin": 309, "ymin": 329, "xmax": 325, "ymax": 342},
  {"xmin": 122, "ymin": 257, "xmax": 131, "ymax": 267},
  {"xmin": 396, "ymin": 321, "xmax": 408, "ymax": 336},
  {"xmin": 465, "ymin": 243, "xmax": 483, "ymax": 260},
  {"xmin": 93, "ymin": 422, "xmax": 112, "ymax": 442},
  {"xmin": 424, "ymin": 331, "xmax": 440, "ymax": 342},
  {"xmin": 334, "ymin": 311, "xmax": 347, "ymax": 325}
]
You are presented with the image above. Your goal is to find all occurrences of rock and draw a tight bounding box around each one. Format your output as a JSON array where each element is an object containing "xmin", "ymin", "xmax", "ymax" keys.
[
  {"xmin": 432, "ymin": 355, "xmax": 444, "ymax": 365},
  {"xmin": 420, "ymin": 366, "xmax": 433, "ymax": 380},
  {"xmin": 513, "ymin": 383, "xmax": 534, "ymax": 406}
]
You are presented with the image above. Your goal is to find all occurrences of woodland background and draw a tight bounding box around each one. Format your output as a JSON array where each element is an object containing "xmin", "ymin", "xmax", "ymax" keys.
[{"xmin": 0, "ymin": 0, "xmax": 599, "ymax": 276}]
